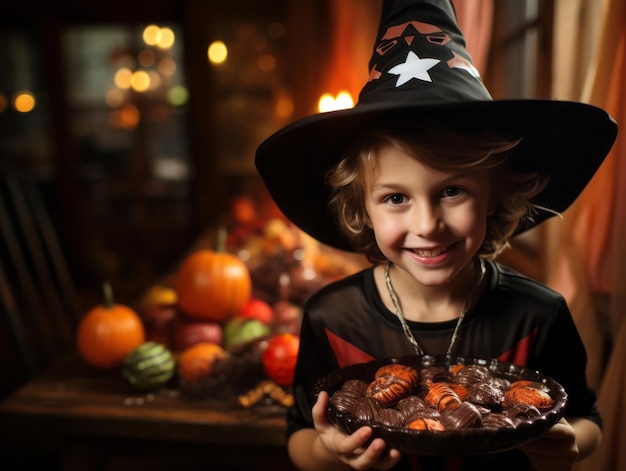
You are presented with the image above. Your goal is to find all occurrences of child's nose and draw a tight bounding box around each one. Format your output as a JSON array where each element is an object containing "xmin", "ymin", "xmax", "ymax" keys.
[{"xmin": 412, "ymin": 203, "xmax": 443, "ymax": 237}]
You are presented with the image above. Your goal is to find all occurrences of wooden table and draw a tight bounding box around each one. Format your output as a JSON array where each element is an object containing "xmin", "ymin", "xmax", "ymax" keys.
[{"xmin": 0, "ymin": 354, "xmax": 295, "ymax": 470}]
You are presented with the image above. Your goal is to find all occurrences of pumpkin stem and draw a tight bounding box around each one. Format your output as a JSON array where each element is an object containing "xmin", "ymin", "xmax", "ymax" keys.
[
  {"xmin": 216, "ymin": 225, "xmax": 228, "ymax": 253},
  {"xmin": 103, "ymin": 281, "xmax": 114, "ymax": 309}
]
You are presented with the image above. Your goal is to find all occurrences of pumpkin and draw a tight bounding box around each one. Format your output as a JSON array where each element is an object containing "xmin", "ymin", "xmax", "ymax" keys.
[
  {"xmin": 77, "ymin": 282, "xmax": 146, "ymax": 370},
  {"xmin": 175, "ymin": 227, "xmax": 252, "ymax": 322},
  {"xmin": 122, "ymin": 341, "xmax": 175, "ymax": 390},
  {"xmin": 177, "ymin": 342, "xmax": 227, "ymax": 384}
]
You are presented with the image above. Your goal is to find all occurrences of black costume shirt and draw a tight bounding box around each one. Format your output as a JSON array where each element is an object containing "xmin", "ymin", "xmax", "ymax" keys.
[{"xmin": 287, "ymin": 260, "xmax": 600, "ymax": 471}]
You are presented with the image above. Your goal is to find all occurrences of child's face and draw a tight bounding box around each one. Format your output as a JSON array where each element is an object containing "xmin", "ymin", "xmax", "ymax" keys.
[{"xmin": 364, "ymin": 144, "xmax": 494, "ymax": 287}]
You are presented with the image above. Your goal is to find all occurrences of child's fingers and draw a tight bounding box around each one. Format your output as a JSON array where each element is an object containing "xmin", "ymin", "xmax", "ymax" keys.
[
  {"xmin": 312, "ymin": 390, "xmax": 331, "ymax": 427},
  {"xmin": 347, "ymin": 436, "xmax": 401, "ymax": 471}
]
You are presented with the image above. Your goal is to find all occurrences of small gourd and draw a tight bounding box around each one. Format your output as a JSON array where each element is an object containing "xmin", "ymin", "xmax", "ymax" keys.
[
  {"xmin": 122, "ymin": 341, "xmax": 176, "ymax": 390},
  {"xmin": 77, "ymin": 282, "xmax": 146, "ymax": 370}
]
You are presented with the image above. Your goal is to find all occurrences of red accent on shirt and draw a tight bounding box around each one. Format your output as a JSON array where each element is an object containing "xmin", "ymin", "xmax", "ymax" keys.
[
  {"xmin": 498, "ymin": 327, "xmax": 538, "ymax": 366},
  {"xmin": 325, "ymin": 328, "xmax": 375, "ymax": 368}
]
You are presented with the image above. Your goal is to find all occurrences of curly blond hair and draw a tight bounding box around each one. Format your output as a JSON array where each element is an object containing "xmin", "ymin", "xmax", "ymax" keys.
[{"xmin": 326, "ymin": 122, "xmax": 548, "ymax": 263}]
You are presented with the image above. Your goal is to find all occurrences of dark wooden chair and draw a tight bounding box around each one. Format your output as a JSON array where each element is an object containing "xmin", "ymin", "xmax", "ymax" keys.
[{"xmin": 0, "ymin": 166, "xmax": 82, "ymax": 400}]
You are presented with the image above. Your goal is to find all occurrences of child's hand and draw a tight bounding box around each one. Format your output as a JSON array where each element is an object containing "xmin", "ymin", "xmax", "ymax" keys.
[
  {"xmin": 312, "ymin": 391, "xmax": 402, "ymax": 470},
  {"xmin": 517, "ymin": 418, "xmax": 578, "ymax": 471}
]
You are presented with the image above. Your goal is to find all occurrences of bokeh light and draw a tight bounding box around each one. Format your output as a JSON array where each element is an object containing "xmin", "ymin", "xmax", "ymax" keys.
[
  {"xmin": 138, "ymin": 49, "xmax": 156, "ymax": 67},
  {"xmin": 335, "ymin": 91, "xmax": 354, "ymax": 109},
  {"xmin": 167, "ymin": 85, "xmax": 189, "ymax": 106},
  {"xmin": 130, "ymin": 70, "xmax": 150, "ymax": 92},
  {"xmin": 110, "ymin": 103, "xmax": 140, "ymax": 129},
  {"xmin": 142, "ymin": 24, "xmax": 161, "ymax": 46},
  {"xmin": 318, "ymin": 90, "xmax": 354, "ymax": 112},
  {"xmin": 114, "ymin": 67, "xmax": 133, "ymax": 89},
  {"xmin": 105, "ymin": 88, "xmax": 125, "ymax": 108},
  {"xmin": 157, "ymin": 27, "xmax": 175, "ymax": 49},
  {"xmin": 208, "ymin": 40, "xmax": 228, "ymax": 65},
  {"xmin": 158, "ymin": 57, "xmax": 176, "ymax": 76},
  {"xmin": 14, "ymin": 91, "xmax": 36, "ymax": 112},
  {"xmin": 148, "ymin": 71, "xmax": 161, "ymax": 90},
  {"xmin": 258, "ymin": 54, "xmax": 276, "ymax": 72}
]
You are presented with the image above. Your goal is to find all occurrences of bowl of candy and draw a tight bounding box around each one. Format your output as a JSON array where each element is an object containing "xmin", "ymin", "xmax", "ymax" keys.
[{"xmin": 313, "ymin": 355, "xmax": 567, "ymax": 456}]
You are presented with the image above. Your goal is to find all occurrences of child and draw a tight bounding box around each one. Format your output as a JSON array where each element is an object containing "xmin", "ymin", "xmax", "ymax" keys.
[{"xmin": 255, "ymin": 1, "xmax": 617, "ymax": 470}]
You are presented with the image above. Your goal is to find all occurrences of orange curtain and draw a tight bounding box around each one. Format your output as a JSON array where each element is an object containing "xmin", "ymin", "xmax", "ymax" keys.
[
  {"xmin": 548, "ymin": 0, "xmax": 626, "ymax": 469},
  {"xmin": 547, "ymin": 0, "xmax": 624, "ymax": 388},
  {"xmin": 577, "ymin": 1, "xmax": 626, "ymax": 468},
  {"xmin": 453, "ymin": 0, "xmax": 494, "ymax": 76},
  {"xmin": 323, "ymin": 0, "xmax": 381, "ymax": 106}
]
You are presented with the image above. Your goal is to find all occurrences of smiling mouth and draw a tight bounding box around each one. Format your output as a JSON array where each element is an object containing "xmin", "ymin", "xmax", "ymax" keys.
[{"xmin": 412, "ymin": 245, "xmax": 450, "ymax": 257}]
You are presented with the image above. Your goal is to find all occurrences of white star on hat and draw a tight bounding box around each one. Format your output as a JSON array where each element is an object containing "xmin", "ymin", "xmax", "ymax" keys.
[{"xmin": 388, "ymin": 51, "xmax": 440, "ymax": 87}]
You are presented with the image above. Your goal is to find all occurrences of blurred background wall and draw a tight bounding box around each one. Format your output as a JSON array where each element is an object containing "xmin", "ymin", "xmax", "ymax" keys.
[{"xmin": 0, "ymin": 0, "xmax": 553, "ymax": 308}]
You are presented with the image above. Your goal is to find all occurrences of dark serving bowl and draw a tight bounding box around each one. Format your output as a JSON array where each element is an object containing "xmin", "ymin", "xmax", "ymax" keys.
[{"xmin": 312, "ymin": 355, "xmax": 567, "ymax": 456}]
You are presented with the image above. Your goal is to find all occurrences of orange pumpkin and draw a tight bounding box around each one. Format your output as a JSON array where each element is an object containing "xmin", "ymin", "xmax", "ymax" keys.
[
  {"xmin": 175, "ymin": 228, "xmax": 252, "ymax": 322},
  {"xmin": 77, "ymin": 282, "xmax": 146, "ymax": 370},
  {"xmin": 177, "ymin": 342, "xmax": 227, "ymax": 384}
]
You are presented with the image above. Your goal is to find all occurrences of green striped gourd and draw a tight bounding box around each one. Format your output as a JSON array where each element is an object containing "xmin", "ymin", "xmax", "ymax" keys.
[{"xmin": 122, "ymin": 341, "xmax": 175, "ymax": 390}]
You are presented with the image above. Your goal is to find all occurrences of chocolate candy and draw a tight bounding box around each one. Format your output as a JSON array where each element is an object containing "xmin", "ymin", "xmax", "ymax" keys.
[
  {"xmin": 418, "ymin": 366, "xmax": 451, "ymax": 386},
  {"xmin": 424, "ymin": 382, "xmax": 462, "ymax": 411},
  {"xmin": 375, "ymin": 407, "xmax": 404, "ymax": 427},
  {"xmin": 366, "ymin": 375, "xmax": 412, "ymax": 407},
  {"xmin": 352, "ymin": 396, "xmax": 386, "ymax": 422},
  {"xmin": 406, "ymin": 417, "xmax": 445, "ymax": 431},
  {"xmin": 466, "ymin": 380, "xmax": 505, "ymax": 408},
  {"xmin": 441, "ymin": 402, "xmax": 483, "ymax": 429},
  {"xmin": 396, "ymin": 395, "xmax": 426, "ymax": 416},
  {"xmin": 506, "ymin": 403, "xmax": 542, "ymax": 423},
  {"xmin": 341, "ymin": 379, "xmax": 369, "ymax": 395},
  {"xmin": 453, "ymin": 364, "xmax": 491, "ymax": 387},
  {"xmin": 375, "ymin": 364, "xmax": 419, "ymax": 389},
  {"xmin": 482, "ymin": 412, "xmax": 516, "ymax": 429},
  {"xmin": 330, "ymin": 388, "xmax": 365, "ymax": 413},
  {"xmin": 504, "ymin": 385, "xmax": 554, "ymax": 409},
  {"xmin": 328, "ymin": 361, "xmax": 557, "ymax": 434},
  {"xmin": 403, "ymin": 406, "xmax": 442, "ymax": 425}
]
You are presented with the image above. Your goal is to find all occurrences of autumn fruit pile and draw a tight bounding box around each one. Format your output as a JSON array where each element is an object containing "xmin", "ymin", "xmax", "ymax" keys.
[
  {"xmin": 75, "ymin": 195, "xmax": 366, "ymax": 399},
  {"xmin": 75, "ymin": 228, "xmax": 302, "ymax": 398}
]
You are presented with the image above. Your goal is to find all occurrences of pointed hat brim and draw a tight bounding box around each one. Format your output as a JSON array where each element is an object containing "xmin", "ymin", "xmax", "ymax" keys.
[{"xmin": 256, "ymin": 99, "xmax": 616, "ymax": 251}]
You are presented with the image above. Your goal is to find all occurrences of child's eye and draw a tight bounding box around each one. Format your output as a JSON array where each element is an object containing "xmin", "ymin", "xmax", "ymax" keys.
[
  {"xmin": 443, "ymin": 186, "xmax": 463, "ymax": 198},
  {"xmin": 385, "ymin": 193, "xmax": 407, "ymax": 205}
]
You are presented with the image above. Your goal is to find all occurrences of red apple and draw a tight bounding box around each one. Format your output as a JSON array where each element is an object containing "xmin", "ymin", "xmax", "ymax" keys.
[
  {"xmin": 173, "ymin": 321, "xmax": 223, "ymax": 351},
  {"xmin": 272, "ymin": 300, "xmax": 302, "ymax": 335},
  {"xmin": 142, "ymin": 305, "xmax": 178, "ymax": 349},
  {"xmin": 262, "ymin": 333, "xmax": 300, "ymax": 386},
  {"xmin": 143, "ymin": 304, "xmax": 177, "ymax": 329},
  {"xmin": 239, "ymin": 297, "xmax": 273, "ymax": 325}
]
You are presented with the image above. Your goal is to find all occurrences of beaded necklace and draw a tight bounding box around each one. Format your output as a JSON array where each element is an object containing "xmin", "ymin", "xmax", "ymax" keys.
[{"xmin": 384, "ymin": 258, "xmax": 486, "ymax": 356}]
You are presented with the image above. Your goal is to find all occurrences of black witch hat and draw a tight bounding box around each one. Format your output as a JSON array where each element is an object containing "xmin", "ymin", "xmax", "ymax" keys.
[{"xmin": 255, "ymin": 0, "xmax": 617, "ymax": 251}]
